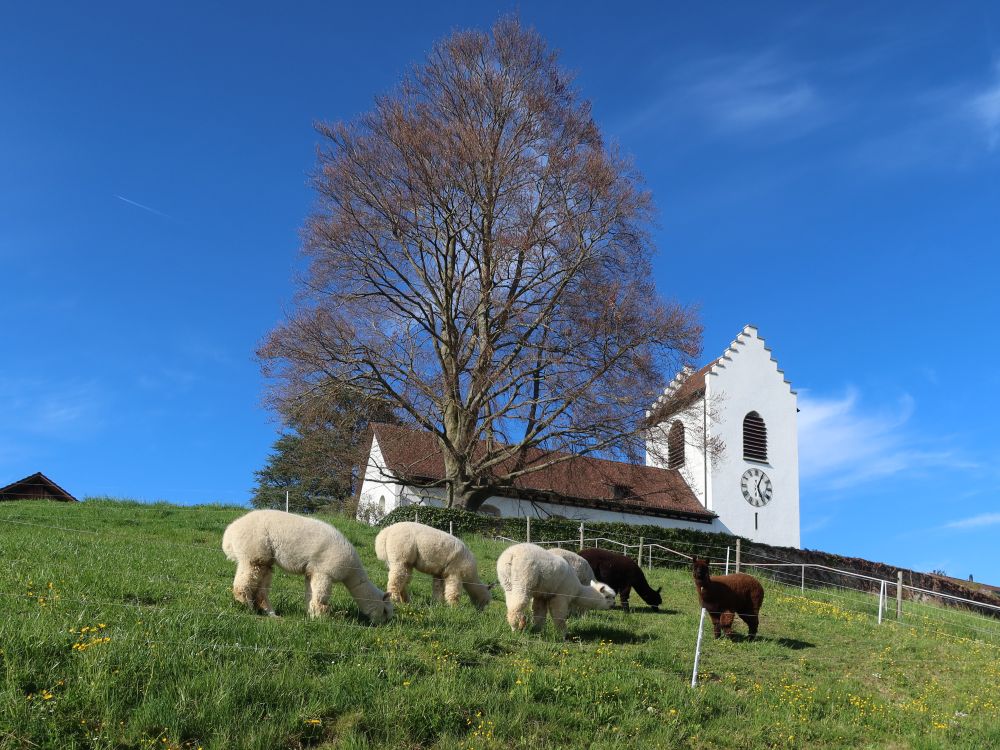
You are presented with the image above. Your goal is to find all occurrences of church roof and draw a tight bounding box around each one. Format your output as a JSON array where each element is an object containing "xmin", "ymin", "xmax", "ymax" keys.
[
  {"xmin": 646, "ymin": 324, "xmax": 795, "ymax": 424},
  {"xmin": 0, "ymin": 472, "xmax": 77, "ymax": 502},
  {"xmin": 364, "ymin": 423, "xmax": 715, "ymax": 522}
]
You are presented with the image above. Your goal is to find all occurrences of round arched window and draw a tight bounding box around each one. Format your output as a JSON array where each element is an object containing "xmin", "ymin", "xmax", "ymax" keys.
[
  {"xmin": 743, "ymin": 411, "xmax": 767, "ymax": 462},
  {"xmin": 667, "ymin": 421, "xmax": 685, "ymax": 469}
]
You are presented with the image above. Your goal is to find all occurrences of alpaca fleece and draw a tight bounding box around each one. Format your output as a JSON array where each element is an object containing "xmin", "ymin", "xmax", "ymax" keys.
[
  {"xmin": 497, "ymin": 543, "xmax": 612, "ymax": 638},
  {"xmin": 222, "ymin": 510, "xmax": 392, "ymax": 624},
  {"xmin": 375, "ymin": 522, "xmax": 491, "ymax": 609},
  {"xmin": 548, "ymin": 547, "xmax": 616, "ymax": 610},
  {"xmin": 692, "ymin": 558, "xmax": 764, "ymax": 639},
  {"xmin": 579, "ymin": 547, "xmax": 663, "ymax": 610}
]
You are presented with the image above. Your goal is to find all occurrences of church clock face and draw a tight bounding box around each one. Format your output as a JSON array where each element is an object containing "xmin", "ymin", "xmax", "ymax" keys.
[{"xmin": 741, "ymin": 468, "xmax": 773, "ymax": 507}]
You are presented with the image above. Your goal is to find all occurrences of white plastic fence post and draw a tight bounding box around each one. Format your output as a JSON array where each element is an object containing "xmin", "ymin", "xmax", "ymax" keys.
[
  {"xmin": 878, "ymin": 580, "xmax": 886, "ymax": 624},
  {"xmin": 897, "ymin": 571, "xmax": 903, "ymax": 620},
  {"xmin": 638, "ymin": 537, "xmax": 644, "ymax": 564},
  {"xmin": 449, "ymin": 521, "xmax": 453, "ymax": 536},
  {"xmin": 414, "ymin": 510, "xmax": 418, "ymax": 523},
  {"xmin": 735, "ymin": 539, "xmax": 741, "ymax": 573},
  {"xmin": 691, "ymin": 608, "xmax": 707, "ymax": 688},
  {"xmin": 526, "ymin": 516, "xmax": 531, "ymax": 543},
  {"xmin": 285, "ymin": 490, "xmax": 289, "ymax": 513},
  {"xmin": 801, "ymin": 565, "xmax": 805, "ymax": 592},
  {"xmin": 579, "ymin": 523, "xmax": 584, "ymax": 551},
  {"xmin": 725, "ymin": 547, "xmax": 730, "ymax": 575}
]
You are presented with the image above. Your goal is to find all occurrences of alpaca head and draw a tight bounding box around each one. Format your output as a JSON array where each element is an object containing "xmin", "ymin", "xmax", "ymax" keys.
[
  {"xmin": 692, "ymin": 558, "xmax": 712, "ymax": 587},
  {"xmin": 645, "ymin": 585, "xmax": 663, "ymax": 609},
  {"xmin": 466, "ymin": 581, "xmax": 494, "ymax": 611},
  {"xmin": 365, "ymin": 591, "xmax": 394, "ymax": 624},
  {"xmin": 590, "ymin": 580, "xmax": 617, "ymax": 608}
]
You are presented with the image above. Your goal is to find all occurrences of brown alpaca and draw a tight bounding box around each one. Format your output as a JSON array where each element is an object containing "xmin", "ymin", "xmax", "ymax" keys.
[{"xmin": 692, "ymin": 558, "xmax": 764, "ymax": 640}]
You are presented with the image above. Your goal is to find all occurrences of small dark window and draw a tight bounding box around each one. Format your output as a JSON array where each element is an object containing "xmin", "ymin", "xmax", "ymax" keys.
[
  {"xmin": 613, "ymin": 484, "xmax": 638, "ymax": 502},
  {"xmin": 667, "ymin": 421, "xmax": 685, "ymax": 469},
  {"xmin": 743, "ymin": 411, "xmax": 768, "ymax": 462}
]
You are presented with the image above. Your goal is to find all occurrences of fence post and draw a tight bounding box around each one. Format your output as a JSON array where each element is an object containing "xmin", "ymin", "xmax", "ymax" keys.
[
  {"xmin": 638, "ymin": 537, "xmax": 644, "ymax": 564},
  {"xmin": 579, "ymin": 523, "xmax": 584, "ymax": 551},
  {"xmin": 878, "ymin": 580, "xmax": 885, "ymax": 624},
  {"xmin": 414, "ymin": 510, "xmax": 418, "ymax": 524},
  {"xmin": 801, "ymin": 564, "xmax": 805, "ymax": 593},
  {"xmin": 725, "ymin": 547, "xmax": 730, "ymax": 575},
  {"xmin": 735, "ymin": 539, "xmax": 741, "ymax": 574},
  {"xmin": 648, "ymin": 545, "xmax": 652, "ymax": 571},
  {"xmin": 285, "ymin": 490, "xmax": 289, "ymax": 513},
  {"xmin": 526, "ymin": 516, "xmax": 531, "ymax": 543},
  {"xmin": 691, "ymin": 608, "xmax": 707, "ymax": 688},
  {"xmin": 897, "ymin": 571, "xmax": 903, "ymax": 619},
  {"xmin": 449, "ymin": 521, "xmax": 453, "ymax": 536}
]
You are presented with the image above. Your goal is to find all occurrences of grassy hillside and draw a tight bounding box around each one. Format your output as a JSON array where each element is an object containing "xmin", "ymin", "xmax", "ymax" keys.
[{"xmin": 1, "ymin": 500, "xmax": 999, "ymax": 750}]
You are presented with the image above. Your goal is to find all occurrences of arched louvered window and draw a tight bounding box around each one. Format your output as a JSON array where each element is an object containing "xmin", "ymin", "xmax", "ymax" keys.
[
  {"xmin": 667, "ymin": 421, "xmax": 685, "ymax": 469},
  {"xmin": 743, "ymin": 411, "xmax": 768, "ymax": 462}
]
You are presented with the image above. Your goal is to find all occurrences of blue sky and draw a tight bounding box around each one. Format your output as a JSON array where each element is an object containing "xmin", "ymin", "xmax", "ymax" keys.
[{"xmin": 3, "ymin": 2, "xmax": 999, "ymax": 582}]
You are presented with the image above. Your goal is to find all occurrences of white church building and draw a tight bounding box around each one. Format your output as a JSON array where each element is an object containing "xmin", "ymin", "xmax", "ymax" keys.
[{"xmin": 356, "ymin": 325, "xmax": 800, "ymax": 548}]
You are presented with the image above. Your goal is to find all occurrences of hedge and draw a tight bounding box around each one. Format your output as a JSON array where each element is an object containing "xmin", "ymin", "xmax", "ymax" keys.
[{"xmin": 379, "ymin": 505, "xmax": 747, "ymax": 566}]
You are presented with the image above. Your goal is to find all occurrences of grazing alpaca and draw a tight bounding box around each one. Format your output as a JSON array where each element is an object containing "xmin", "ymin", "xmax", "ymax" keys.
[
  {"xmin": 548, "ymin": 548, "xmax": 616, "ymax": 611},
  {"xmin": 691, "ymin": 558, "xmax": 764, "ymax": 640},
  {"xmin": 497, "ymin": 543, "xmax": 613, "ymax": 638},
  {"xmin": 222, "ymin": 510, "xmax": 393, "ymax": 624},
  {"xmin": 375, "ymin": 522, "xmax": 492, "ymax": 609},
  {"xmin": 578, "ymin": 547, "xmax": 662, "ymax": 611}
]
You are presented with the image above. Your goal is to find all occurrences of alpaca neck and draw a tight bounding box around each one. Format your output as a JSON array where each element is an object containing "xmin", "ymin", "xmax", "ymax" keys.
[{"xmin": 344, "ymin": 569, "xmax": 382, "ymax": 617}]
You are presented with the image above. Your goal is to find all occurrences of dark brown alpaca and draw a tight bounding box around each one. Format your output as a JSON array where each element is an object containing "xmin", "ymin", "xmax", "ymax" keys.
[
  {"xmin": 692, "ymin": 558, "xmax": 764, "ymax": 640},
  {"xmin": 579, "ymin": 547, "xmax": 662, "ymax": 610}
]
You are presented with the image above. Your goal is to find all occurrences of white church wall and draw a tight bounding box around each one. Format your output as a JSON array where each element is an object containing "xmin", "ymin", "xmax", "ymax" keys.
[
  {"xmin": 646, "ymin": 399, "xmax": 710, "ymax": 511},
  {"xmin": 706, "ymin": 327, "xmax": 800, "ymax": 548},
  {"xmin": 355, "ymin": 435, "xmax": 403, "ymax": 521}
]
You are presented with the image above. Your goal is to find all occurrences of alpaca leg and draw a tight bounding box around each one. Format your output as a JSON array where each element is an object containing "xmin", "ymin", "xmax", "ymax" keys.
[
  {"xmin": 254, "ymin": 567, "xmax": 277, "ymax": 616},
  {"xmin": 431, "ymin": 576, "xmax": 445, "ymax": 602},
  {"xmin": 232, "ymin": 561, "xmax": 266, "ymax": 612},
  {"xmin": 308, "ymin": 573, "xmax": 333, "ymax": 618},
  {"xmin": 742, "ymin": 611, "xmax": 760, "ymax": 640},
  {"xmin": 386, "ymin": 564, "xmax": 412, "ymax": 604},
  {"xmin": 619, "ymin": 585, "xmax": 632, "ymax": 611},
  {"xmin": 548, "ymin": 596, "xmax": 571, "ymax": 640},
  {"xmin": 443, "ymin": 575, "xmax": 463, "ymax": 607},
  {"xmin": 719, "ymin": 611, "xmax": 735, "ymax": 639},
  {"xmin": 531, "ymin": 596, "xmax": 548, "ymax": 632},
  {"xmin": 708, "ymin": 611, "xmax": 723, "ymax": 638},
  {"xmin": 506, "ymin": 592, "xmax": 531, "ymax": 632}
]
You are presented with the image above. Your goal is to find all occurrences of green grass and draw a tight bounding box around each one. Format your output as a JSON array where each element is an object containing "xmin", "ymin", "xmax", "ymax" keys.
[{"xmin": 2, "ymin": 499, "xmax": 999, "ymax": 749}]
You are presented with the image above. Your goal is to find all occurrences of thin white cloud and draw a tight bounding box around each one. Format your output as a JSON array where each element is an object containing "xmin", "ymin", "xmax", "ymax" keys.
[
  {"xmin": 798, "ymin": 388, "xmax": 971, "ymax": 489},
  {"xmin": 967, "ymin": 63, "xmax": 1000, "ymax": 150},
  {"xmin": 681, "ymin": 53, "xmax": 826, "ymax": 136},
  {"xmin": 944, "ymin": 512, "xmax": 1000, "ymax": 531},
  {"xmin": 615, "ymin": 51, "xmax": 827, "ymax": 139},
  {"xmin": 115, "ymin": 194, "xmax": 173, "ymax": 220},
  {"xmin": 0, "ymin": 377, "xmax": 104, "ymax": 439}
]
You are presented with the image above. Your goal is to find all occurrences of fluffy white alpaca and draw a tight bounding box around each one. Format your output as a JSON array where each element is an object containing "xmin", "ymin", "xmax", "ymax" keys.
[
  {"xmin": 548, "ymin": 548, "xmax": 616, "ymax": 610},
  {"xmin": 222, "ymin": 510, "xmax": 392, "ymax": 624},
  {"xmin": 374, "ymin": 522, "xmax": 492, "ymax": 609},
  {"xmin": 497, "ymin": 543, "xmax": 613, "ymax": 637}
]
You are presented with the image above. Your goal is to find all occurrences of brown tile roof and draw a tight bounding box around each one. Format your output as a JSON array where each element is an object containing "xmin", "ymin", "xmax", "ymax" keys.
[
  {"xmin": 645, "ymin": 359, "xmax": 718, "ymax": 425},
  {"xmin": 0, "ymin": 472, "xmax": 77, "ymax": 502},
  {"xmin": 366, "ymin": 423, "xmax": 714, "ymax": 522}
]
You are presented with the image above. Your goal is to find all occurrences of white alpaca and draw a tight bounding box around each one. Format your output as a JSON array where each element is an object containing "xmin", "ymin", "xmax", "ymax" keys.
[
  {"xmin": 548, "ymin": 548, "xmax": 616, "ymax": 610},
  {"xmin": 497, "ymin": 543, "xmax": 613, "ymax": 637},
  {"xmin": 374, "ymin": 522, "xmax": 492, "ymax": 609},
  {"xmin": 222, "ymin": 510, "xmax": 392, "ymax": 624}
]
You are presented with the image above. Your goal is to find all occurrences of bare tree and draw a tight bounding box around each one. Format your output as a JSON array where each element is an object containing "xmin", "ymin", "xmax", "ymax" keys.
[{"xmin": 259, "ymin": 17, "xmax": 701, "ymax": 511}]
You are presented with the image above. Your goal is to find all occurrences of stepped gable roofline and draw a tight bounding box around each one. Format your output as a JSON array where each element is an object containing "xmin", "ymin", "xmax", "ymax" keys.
[
  {"xmin": 647, "ymin": 324, "xmax": 796, "ymax": 425},
  {"xmin": 365, "ymin": 422, "xmax": 715, "ymax": 522},
  {"xmin": 0, "ymin": 472, "xmax": 77, "ymax": 502}
]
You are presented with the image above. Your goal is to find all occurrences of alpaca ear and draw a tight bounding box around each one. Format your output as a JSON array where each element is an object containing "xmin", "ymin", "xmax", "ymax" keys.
[
  {"xmin": 382, "ymin": 592, "xmax": 391, "ymax": 602},
  {"xmin": 656, "ymin": 587, "xmax": 662, "ymax": 594},
  {"xmin": 487, "ymin": 581, "xmax": 497, "ymax": 591}
]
